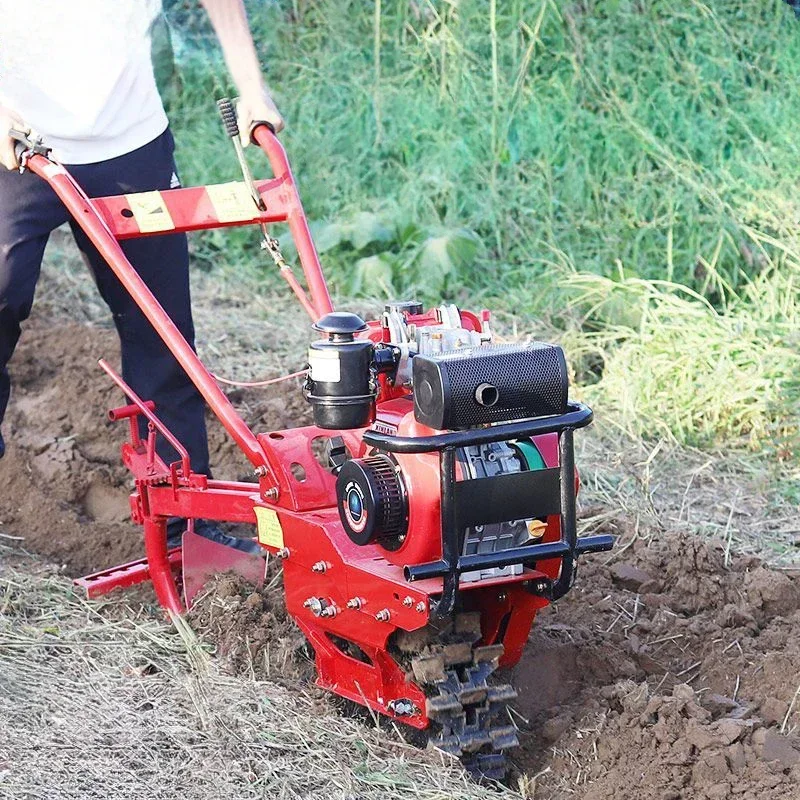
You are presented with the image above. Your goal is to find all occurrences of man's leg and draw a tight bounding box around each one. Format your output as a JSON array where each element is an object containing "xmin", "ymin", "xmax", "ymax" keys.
[
  {"xmin": 68, "ymin": 130, "xmax": 210, "ymax": 475},
  {"xmin": 0, "ymin": 167, "xmax": 69, "ymax": 457}
]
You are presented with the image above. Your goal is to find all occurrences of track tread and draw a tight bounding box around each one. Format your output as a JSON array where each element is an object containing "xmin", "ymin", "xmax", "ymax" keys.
[{"xmin": 409, "ymin": 612, "xmax": 518, "ymax": 782}]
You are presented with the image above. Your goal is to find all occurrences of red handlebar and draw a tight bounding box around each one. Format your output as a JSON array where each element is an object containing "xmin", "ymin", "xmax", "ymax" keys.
[{"xmin": 20, "ymin": 123, "xmax": 333, "ymax": 484}]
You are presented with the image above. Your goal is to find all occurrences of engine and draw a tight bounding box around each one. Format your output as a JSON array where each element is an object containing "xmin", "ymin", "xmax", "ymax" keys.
[{"xmin": 304, "ymin": 301, "xmax": 572, "ymax": 583}]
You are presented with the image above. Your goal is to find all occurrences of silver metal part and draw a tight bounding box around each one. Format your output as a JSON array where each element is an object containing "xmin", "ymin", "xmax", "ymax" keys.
[
  {"xmin": 457, "ymin": 441, "xmax": 534, "ymax": 583},
  {"xmin": 383, "ymin": 303, "xmax": 492, "ymax": 386}
]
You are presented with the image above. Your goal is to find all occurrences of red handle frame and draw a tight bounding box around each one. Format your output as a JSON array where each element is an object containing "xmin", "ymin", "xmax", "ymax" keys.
[{"xmin": 23, "ymin": 126, "xmax": 333, "ymax": 480}]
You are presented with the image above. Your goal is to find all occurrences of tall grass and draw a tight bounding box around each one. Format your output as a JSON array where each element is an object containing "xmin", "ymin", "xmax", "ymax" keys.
[
  {"xmin": 162, "ymin": 0, "xmax": 800, "ymax": 455},
  {"xmin": 561, "ymin": 264, "xmax": 800, "ymax": 451}
]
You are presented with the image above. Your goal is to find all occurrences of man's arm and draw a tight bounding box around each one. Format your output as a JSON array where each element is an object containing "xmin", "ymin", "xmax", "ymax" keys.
[{"xmin": 200, "ymin": 0, "xmax": 285, "ymax": 137}]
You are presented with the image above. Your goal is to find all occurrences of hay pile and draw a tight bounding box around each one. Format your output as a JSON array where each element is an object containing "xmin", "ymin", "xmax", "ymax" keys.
[{"xmin": 0, "ymin": 550, "xmax": 511, "ymax": 800}]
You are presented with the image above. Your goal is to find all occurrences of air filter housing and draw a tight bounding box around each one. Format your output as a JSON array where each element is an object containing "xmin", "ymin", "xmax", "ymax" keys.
[{"xmin": 412, "ymin": 342, "xmax": 568, "ymax": 430}]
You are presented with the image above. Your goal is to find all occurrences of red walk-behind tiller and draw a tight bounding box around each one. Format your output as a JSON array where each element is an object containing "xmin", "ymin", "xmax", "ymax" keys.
[{"xmin": 12, "ymin": 103, "xmax": 613, "ymax": 780}]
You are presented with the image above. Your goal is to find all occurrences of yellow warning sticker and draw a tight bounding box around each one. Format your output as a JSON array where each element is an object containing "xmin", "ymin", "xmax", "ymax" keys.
[
  {"xmin": 206, "ymin": 181, "xmax": 259, "ymax": 223},
  {"xmin": 124, "ymin": 191, "xmax": 175, "ymax": 233},
  {"xmin": 254, "ymin": 506, "xmax": 284, "ymax": 549}
]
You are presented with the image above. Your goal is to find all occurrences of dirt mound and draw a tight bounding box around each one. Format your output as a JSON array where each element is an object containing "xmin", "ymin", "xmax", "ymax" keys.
[
  {"xmin": 0, "ymin": 318, "xmax": 309, "ymax": 576},
  {"xmin": 510, "ymin": 534, "xmax": 800, "ymax": 798},
  {"xmin": 186, "ymin": 532, "xmax": 800, "ymax": 797},
  {"xmin": 188, "ymin": 564, "xmax": 312, "ymax": 684}
]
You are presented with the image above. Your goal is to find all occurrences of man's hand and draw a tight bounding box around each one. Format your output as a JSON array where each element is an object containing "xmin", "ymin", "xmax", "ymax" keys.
[
  {"xmin": 1, "ymin": 104, "xmax": 28, "ymax": 170},
  {"xmin": 200, "ymin": 1, "xmax": 286, "ymax": 141},
  {"xmin": 236, "ymin": 83, "xmax": 285, "ymax": 144}
]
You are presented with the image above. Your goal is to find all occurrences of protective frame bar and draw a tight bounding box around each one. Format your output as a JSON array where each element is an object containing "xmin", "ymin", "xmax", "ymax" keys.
[{"xmin": 362, "ymin": 402, "xmax": 614, "ymax": 616}]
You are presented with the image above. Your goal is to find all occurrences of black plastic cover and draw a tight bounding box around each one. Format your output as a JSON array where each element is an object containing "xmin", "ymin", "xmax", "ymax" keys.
[{"xmin": 412, "ymin": 342, "xmax": 568, "ymax": 429}]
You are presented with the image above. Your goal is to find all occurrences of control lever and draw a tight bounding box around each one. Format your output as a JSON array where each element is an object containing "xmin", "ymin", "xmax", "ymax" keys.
[{"xmin": 216, "ymin": 97, "xmax": 265, "ymax": 212}]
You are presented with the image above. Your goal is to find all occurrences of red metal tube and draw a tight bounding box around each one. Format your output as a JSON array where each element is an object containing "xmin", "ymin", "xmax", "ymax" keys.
[
  {"xmin": 143, "ymin": 517, "xmax": 183, "ymax": 614},
  {"xmin": 100, "ymin": 359, "xmax": 192, "ymax": 478},
  {"xmin": 107, "ymin": 400, "xmax": 156, "ymax": 422},
  {"xmin": 25, "ymin": 157, "xmax": 270, "ymax": 474},
  {"xmin": 253, "ymin": 126, "xmax": 334, "ymax": 319}
]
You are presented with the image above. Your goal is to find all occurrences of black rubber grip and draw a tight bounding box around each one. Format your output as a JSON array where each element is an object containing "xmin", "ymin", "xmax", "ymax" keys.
[{"xmin": 217, "ymin": 97, "xmax": 239, "ymax": 139}]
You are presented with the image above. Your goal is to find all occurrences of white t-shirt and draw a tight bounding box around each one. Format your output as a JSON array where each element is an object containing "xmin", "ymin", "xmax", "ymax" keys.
[{"xmin": 0, "ymin": 0, "xmax": 168, "ymax": 164}]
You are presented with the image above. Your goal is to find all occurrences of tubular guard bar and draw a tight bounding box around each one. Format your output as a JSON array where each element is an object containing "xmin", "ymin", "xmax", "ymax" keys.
[{"xmin": 363, "ymin": 402, "xmax": 614, "ymax": 617}]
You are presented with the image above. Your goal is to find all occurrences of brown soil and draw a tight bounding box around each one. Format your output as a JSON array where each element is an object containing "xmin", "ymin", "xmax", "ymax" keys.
[
  {"xmin": 188, "ymin": 564, "xmax": 313, "ymax": 684},
  {"xmin": 3, "ymin": 314, "xmax": 800, "ymax": 799},
  {"xmin": 0, "ymin": 317, "xmax": 309, "ymax": 575},
  {"xmin": 187, "ymin": 535, "xmax": 800, "ymax": 799},
  {"xmin": 511, "ymin": 534, "xmax": 800, "ymax": 798}
]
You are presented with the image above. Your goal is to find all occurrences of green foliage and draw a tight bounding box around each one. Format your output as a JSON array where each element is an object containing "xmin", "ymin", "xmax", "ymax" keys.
[
  {"xmin": 561, "ymin": 262, "xmax": 800, "ymax": 454},
  {"xmin": 162, "ymin": 0, "xmax": 800, "ymax": 453}
]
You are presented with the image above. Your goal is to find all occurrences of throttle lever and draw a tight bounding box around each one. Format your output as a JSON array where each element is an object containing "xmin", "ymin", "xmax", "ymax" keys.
[
  {"xmin": 216, "ymin": 97, "xmax": 265, "ymax": 212},
  {"xmin": 8, "ymin": 128, "xmax": 51, "ymax": 170}
]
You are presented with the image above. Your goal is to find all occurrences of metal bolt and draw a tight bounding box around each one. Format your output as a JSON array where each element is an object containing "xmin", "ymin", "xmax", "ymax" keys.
[
  {"xmin": 319, "ymin": 604, "xmax": 338, "ymax": 618},
  {"xmin": 311, "ymin": 561, "xmax": 329, "ymax": 574},
  {"xmin": 402, "ymin": 596, "xmax": 414, "ymax": 607},
  {"xmin": 254, "ymin": 465, "xmax": 269, "ymax": 478},
  {"xmin": 263, "ymin": 486, "xmax": 279, "ymax": 501},
  {"xmin": 415, "ymin": 602, "xmax": 426, "ymax": 613},
  {"xmin": 276, "ymin": 547, "xmax": 290, "ymax": 559},
  {"xmin": 375, "ymin": 608, "xmax": 391, "ymax": 622},
  {"xmin": 346, "ymin": 597, "xmax": 364, "ymax": 610},
  {"xmin": 387, "ymin": 698, "xmax": 416, "ymax": 717},
  {"xmin": 303, "ymin": 597, "xmax": 325, "ymax": 617}
]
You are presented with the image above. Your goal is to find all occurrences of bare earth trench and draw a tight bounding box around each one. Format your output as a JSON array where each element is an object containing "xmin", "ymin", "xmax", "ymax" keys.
[{"xmin": 1, "ymin": 254, "xmax": 799, "ymax": 799}]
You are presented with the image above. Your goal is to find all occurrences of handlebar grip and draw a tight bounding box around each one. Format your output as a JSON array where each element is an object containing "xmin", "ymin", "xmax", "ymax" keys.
[
  {"xmin": 217, "ymin": 97, "xmax": 240, "ymax": 139},
  {"xmin": 248, "ymin": 120, "xmax": 276, "ymax": 145}
]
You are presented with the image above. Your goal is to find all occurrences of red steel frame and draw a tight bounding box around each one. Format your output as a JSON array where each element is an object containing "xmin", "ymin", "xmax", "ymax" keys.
[{"xmin": 24, "ymin": 126, "xmax": 555, "ymax": 727}]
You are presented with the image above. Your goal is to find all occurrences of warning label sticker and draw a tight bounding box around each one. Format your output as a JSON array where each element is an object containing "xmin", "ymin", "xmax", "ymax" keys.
[
  {"xmin": 308, "ymin": 348, "xmax": 341, "ymax": 383},
  {"xmin": 254, "ymin": 506, "xmax": 285, "ymax": 549},
  {"xmin": 124, "ymin": 191, "xmax": 175, "ymax": 233},
  {"xmin": 206, "ymin": 181, "xmax": 259, "ymax": 223}
]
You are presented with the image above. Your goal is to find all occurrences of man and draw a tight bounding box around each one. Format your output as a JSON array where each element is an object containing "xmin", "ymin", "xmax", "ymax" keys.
[{"xmin": 0, "ymin": 1, "xmax": 282, "ymax": 546}]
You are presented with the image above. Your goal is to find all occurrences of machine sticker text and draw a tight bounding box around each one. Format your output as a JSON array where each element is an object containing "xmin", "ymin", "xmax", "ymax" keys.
[
  {"xmin": 124, "ymin": 191, "xmax": 175, "ymax": 233},
  {"xmin": 254, "ymin": 506, "xmax": 284, "ymax": 549},
  {"xmin": 206, "ymin": 181, "xmax": 259, "ymax": 222}
]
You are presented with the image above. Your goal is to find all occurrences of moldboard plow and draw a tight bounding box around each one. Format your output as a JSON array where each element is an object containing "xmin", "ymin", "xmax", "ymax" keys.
[{"xmin": 13, "ymin": 104, "xmax": 613, "ymax": 781}]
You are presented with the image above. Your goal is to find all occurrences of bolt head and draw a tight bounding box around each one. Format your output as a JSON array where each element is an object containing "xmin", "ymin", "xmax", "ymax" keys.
[
  {"xmin": 402, "ymin": 596, "xmax": 414, "ymax": 607},
  {"xmin": 375, "ymin": 608, "xmax": 391, "ymax": 622},
  {"xmin": 346, "ymin": 597, "xmax": 363, "ymax": 610},
  {"xmin": 320, "ymin": 604, "xmax": 338, "ymax": 618},
  {"xmin": 388, "ymin": 698, "xmax": 416, "ymax": 717},
  {"xmin": 311, "ymin": 561, "xmax": 328, "ymax": 573},
  {"xmin": 303, "ymin": 597, "xmax": 324, "ymax": 617},
  {"xmin": 415, "ymin": 601, "xmax": 426, "ymax": 613},
  {"xmin": 276, "ymin": 547, "xmax": 290, "ymax": 559}
]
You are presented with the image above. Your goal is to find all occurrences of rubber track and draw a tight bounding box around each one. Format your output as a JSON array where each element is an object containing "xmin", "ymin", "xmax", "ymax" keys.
[{"xmin": 407, "ymin": 616, "xmax": 518, "ymax": 781}]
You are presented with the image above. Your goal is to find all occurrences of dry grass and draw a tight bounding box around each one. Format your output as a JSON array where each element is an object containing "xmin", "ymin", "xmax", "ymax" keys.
[
  {"xmin": 576, "ymin": 428, "xmax": 799, "ymax": 569},
  {"xmin": 0, "ymin": 550, "xmax": 511, "ymax": 800}
]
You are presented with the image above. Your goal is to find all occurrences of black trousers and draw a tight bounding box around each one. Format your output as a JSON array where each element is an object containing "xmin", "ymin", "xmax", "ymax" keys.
[{"xmin": 0, "ymin": 128, "xmax": 210, "ymax": 474}]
